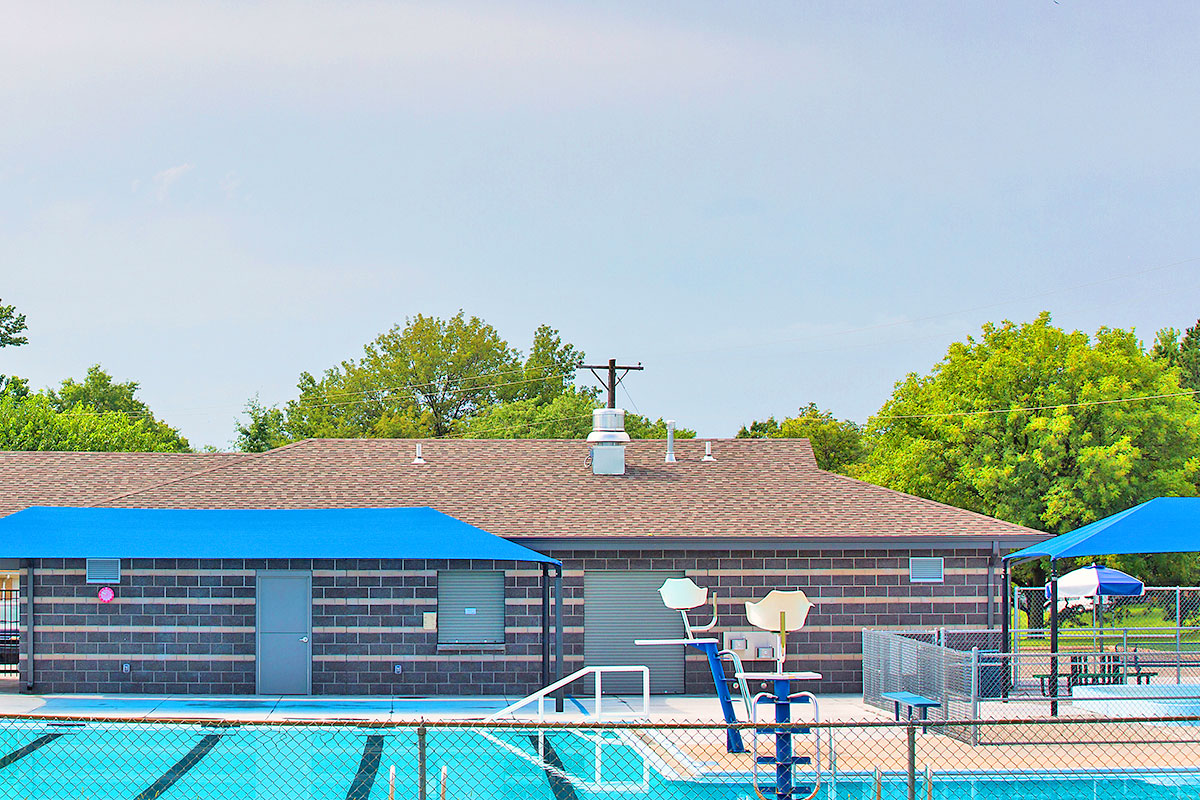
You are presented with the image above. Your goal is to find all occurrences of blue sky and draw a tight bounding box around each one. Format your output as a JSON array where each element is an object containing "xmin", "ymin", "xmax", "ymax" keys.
[{"xmin": 3, "ymin": 2, "xmax": 1198, "ymax": 449}]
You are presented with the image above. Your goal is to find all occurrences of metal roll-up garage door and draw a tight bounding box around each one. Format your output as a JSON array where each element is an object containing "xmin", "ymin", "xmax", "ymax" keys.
[{"xmin": 584, "ymin": 571, "xmax": 685, "ymax": 694}]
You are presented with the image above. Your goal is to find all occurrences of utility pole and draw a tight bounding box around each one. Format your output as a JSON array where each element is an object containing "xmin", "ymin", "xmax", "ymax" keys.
[{"xmin": 578, "ymin": 358, "xmax": 643, "ymax": 408}]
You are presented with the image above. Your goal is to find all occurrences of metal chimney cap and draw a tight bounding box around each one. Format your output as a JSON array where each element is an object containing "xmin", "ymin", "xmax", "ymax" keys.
[{"xmin": 587, "ymin": 408, "xmax": 630, "ymax": 443}]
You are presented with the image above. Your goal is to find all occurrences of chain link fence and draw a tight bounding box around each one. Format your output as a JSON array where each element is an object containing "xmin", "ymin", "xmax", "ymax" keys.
[
  {"xmin": 4, "ymin": 713, "xmax": 1200, "ymax": 798},
  {"xmin": 864, "ymin": 627, "xmax": 1200, "ymax": 746},
  {"xmin": 1014, "ymin": 586, "xmax": 1200, "ymax": 652}
]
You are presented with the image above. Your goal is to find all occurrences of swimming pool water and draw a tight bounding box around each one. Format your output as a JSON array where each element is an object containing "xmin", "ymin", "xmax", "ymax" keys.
[{"xmin": 1, "ymin": 722, "xmax": 1198, "ymax": 799}]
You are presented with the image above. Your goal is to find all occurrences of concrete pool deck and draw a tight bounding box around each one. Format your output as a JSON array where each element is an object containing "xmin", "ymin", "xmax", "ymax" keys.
[{"xmin": 0, "ymin": 691, "xmax": 887, "ymax": 723}]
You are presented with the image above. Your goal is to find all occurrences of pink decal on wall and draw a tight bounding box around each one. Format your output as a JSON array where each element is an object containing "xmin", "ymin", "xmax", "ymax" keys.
[{"xmin": 97, "ymin": 586, "xmax": 115, "ymax": 603}]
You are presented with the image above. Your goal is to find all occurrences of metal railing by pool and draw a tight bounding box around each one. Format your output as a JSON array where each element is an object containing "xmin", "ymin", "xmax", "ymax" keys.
[
  {"xmin": 864, "ymin": 628, "xmax": 1200, "ymax": 746},
  {"xmin": 0, "ymin": 589, "xmax": 16, "ymax": 678}
]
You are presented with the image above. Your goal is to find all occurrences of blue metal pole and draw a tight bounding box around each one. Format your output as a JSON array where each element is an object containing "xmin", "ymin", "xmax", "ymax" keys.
[
  {"xmin": 774, "ymin": 677, "xmax": 793, "ymax": 800},
  {"xmin": 554, "ymin": 566, "xmax": 564, "ymax": 713},
  {"xmin": 691, "ymin": 641, "xmax": 745, "ymax": 753}
]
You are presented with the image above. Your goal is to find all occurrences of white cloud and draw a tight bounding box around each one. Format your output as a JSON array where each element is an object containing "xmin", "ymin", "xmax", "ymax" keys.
[{"xmin": 152, "ymin": 163, "xmax": 194, "ymax": 202}]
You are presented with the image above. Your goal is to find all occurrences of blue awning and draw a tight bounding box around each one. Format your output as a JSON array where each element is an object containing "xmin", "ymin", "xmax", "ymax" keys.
[
  {"xmin": 1004, "ymin": 497, "xmax": 1200, "ymax": 561},
  {"xmin": 0, "ymin": 506, "xmax": 559, "ymax": 564}
]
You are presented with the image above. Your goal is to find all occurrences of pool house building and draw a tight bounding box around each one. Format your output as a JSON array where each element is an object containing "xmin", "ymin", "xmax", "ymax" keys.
[{"xmin": 0, "ymin": 433, "xmax": 1043, "ymax": 696}]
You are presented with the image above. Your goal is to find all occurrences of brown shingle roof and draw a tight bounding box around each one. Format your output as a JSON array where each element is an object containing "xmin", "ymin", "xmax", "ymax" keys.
[
  {"xmin": 0, "ymin": 439, "xmax": 1043, "ymax": 543},
  {"xmin": 0, "ymin": 451, "xmax": 244, "ymax": 518}
]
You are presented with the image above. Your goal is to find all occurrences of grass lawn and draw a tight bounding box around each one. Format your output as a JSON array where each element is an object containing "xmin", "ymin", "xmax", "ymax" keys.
[{"xmin": 1012, "ymin": 604, "xmax": 1200, "ymax": 652}]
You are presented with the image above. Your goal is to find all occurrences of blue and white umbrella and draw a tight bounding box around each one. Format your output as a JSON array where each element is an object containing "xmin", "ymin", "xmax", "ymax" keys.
[{"xmin": 1045, "ymin": 564, "xmax": 1145, "ymax": 599}]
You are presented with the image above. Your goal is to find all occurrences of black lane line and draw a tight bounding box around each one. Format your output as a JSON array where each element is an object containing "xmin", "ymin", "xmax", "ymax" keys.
[
  {"xmin": 346, "ymin": 734, "xmax": 385, "ymax": 800},
  {"xmin": 132, "ymin": 733, "xmax": 222, "ymax": 800},
  {"xmin": 0, "ymin": 733, "xmax": 66, "ymax": 771},
  {"xmin": 526, "ymin": 734, "xmax": 579, "ymax": 800}
]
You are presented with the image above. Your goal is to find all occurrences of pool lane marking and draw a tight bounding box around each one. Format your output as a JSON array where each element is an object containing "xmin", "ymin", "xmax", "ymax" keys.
[
  {"xmin": 345, "ymin": 735, "xmax": 385, "ymax": 800},
  {"xmin": 132, "ymin": 733, "xmax": 222, "ymax": 800},
  {"xmin": 526, "ymin": 734, "xmax": 580, "ymax": 800},
  {"xmin": 0, "ymin": 733, "xmax": 67, "ymax": 771}
]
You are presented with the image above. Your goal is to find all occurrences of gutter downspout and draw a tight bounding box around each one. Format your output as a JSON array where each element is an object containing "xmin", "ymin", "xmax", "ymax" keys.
[
  {"xmin": 987, "ymin": 541, "xmax": 999, "ymax": 628},
  {"xmin": 554, "ymin": 566, "xmax": 564, "ymax": 713},
  {"xmin": 540, "ymin": 564, "xmax": 550, "ymax": 691},
  {"xmin": 24, "ymin": 560, "xmax": 34, "ymax": 691}
]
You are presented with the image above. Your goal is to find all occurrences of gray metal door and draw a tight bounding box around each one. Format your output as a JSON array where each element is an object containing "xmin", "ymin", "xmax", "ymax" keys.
[
  {"xmin": 257, "ymin": 571, "xmax": 311, "ymax": 695},
  {"xmin": 584, "ymin": 571, "xmax": 685, "ymax": 694}
]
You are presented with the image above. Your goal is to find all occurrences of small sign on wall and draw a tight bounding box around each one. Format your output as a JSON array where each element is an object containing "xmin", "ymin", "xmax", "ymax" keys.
[
  {"xmin": 464, "ymin": 607, "xmax": 477, "ymax": 615},
  {"xmin": 97, "ymin": 586, "xmax": 115, "ymax": 603}
]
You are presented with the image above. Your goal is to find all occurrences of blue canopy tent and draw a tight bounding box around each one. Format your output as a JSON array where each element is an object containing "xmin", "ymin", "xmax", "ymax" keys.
[
  {"xmin": 0, "ymin": 506, "xmax": 564, "ymax": 698},
  {"xmin": 1002, "ymin": 498, "xmax": 1200, "ymax": 713}
]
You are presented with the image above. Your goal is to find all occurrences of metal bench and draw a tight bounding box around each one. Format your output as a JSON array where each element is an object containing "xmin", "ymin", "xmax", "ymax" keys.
[{"xmin": 880, "ymin": 691, "xmax": 940, "ymax": 733}]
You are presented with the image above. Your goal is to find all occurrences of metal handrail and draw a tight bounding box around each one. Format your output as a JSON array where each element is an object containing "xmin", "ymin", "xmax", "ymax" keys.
[
  {"xmin": 717, "ymin": 648, "xmax": 754, "ymax": 720},
  {"xmin": 484, "ymin": 665, "xmax": 651, "ymax": 722}
]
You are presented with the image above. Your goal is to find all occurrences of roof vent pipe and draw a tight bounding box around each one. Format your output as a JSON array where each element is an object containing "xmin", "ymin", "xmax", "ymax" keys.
[
  {"xmin": 665, "ymin": 421, "xmax": 677, "ymax": 463},
  {"xmin": 588, "ymin": 408, "xmax": 629, "ymax": 475},
  {"xmin": 702, "ymin": 441, "xmax": 715, "ymax": 462},
  {"xmin": 413, "ymin": 443, "xmax": 426, "ymax": 465}
]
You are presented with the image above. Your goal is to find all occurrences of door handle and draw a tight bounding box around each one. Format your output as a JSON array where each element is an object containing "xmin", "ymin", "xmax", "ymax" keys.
[{"xmin": 300, "ymin": 636, "xmax": 309, "ymax": 643}]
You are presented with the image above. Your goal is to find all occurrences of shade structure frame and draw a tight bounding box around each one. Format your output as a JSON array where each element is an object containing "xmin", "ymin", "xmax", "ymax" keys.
[
  {"xmin": 0, "ymin": 506, "xmax": 561, "ymax": 564},
  {"xmin": 1004, "ymin": 498, "xmax": 1200, "ymax": 562}
]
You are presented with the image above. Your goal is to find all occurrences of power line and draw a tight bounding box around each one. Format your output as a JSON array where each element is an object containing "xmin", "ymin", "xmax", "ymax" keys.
[
  {"xmin": 272, "ymin": 360, "xmax": 572, "ymax": 404},
  {"xmin": 649, "ymin": 255, "xmax": 1200, "ymax": 359},
  {"xmin": 271, "ymin": 372, "xmax": 578, "ymax": 415},
  {"xmin": 441, "ymin": 412, "xmax": 597, "ymax": 439},
  {"xmin": 578, "ymin": 358, "xmax": 643, "ymax": 409},
  {"xmin": 876, "ymin": 389, "xmax": 1200, "ymax": 421},
  {"xmin": 55, "ymin": 370, "xmax": 578, "ymax": 419}
]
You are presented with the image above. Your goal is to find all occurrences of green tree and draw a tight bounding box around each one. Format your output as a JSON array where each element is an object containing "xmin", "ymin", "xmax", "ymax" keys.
[
  {"xmin": 46, "ymin": 365, "xmax": 190, "ymax": 451},
  {"xmin": 522, "ymin": 324, "xmax": 584, "ymax": 404},
  {"xmin": 0, "ymin": 298, "xmax": 29, "ymax": 397},
  {"xmin": 862, "ymin": 312, "xmax": 1200, "ymax": 528},
  {"xmin": 460, "ymin": 387, "xmax": 696, "ymax": 440},
  {"xmin": 1152, "ymin": 320, "xmax": 1200, "ymax": 393},
  {"xmin": 737, "ymin": 402, "xmax": 866, "ymax": 472},
  {"xmin": 274, "ymin": 312, "xmax": 522, "ymax": 439},
  {"xmin": 462, "ymin": 386, "xmax": 599, "ymax": 438},
  {"xmin": 0, "ymin": 298, "xmax": 27, "ymax": 349},
  {"xmin": 234, "ymin": 396, "xmax": 290, "ymax": 453},
  {"xmin": 860, "ymin": 314, "xmax": 1200, "ymax": 585},
  {"xmin": 0, "ymin": 394, "xmax": 191, "ymax": 452},
  {"xmin": 624, "ymin": 414, "xmax": 697, "ymax": 439},
  {"xmin": 239, "ymin": 316, "xmax": 598, "ymax": 447}
]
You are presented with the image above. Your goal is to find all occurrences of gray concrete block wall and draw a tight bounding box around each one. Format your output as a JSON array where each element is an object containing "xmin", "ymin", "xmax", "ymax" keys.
[
  {"xmin": 20, "ymin": 558, "xmax": 257, "ymax": 694},
  {"xmin": 539, "ymin": 545, "xmax": 996, "ymax": 695},
  {"xmin": 20, "ymin": 546, "xmax": 995, "ymax": 695}
]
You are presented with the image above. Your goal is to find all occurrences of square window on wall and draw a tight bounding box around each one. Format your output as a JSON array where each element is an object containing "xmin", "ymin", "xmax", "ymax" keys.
[{"xmin": 437, "ymin": 571, "xmax": 505, "ymax": 645}]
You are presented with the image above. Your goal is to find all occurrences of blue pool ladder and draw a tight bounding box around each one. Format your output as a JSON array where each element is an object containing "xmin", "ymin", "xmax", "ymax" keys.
[{"xmin": 746, "ymin": 680, "xmax": 823, "ymax": 800}]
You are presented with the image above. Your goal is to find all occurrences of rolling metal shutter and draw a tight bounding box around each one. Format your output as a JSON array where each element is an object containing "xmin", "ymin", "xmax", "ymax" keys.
[
  {"xmin": 584, "ymin": 571, "xmax": 685, "ymax": 694},
  {"xmin": 438, "ymin": 571, "xmax": 505, "ymax": 644}
]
